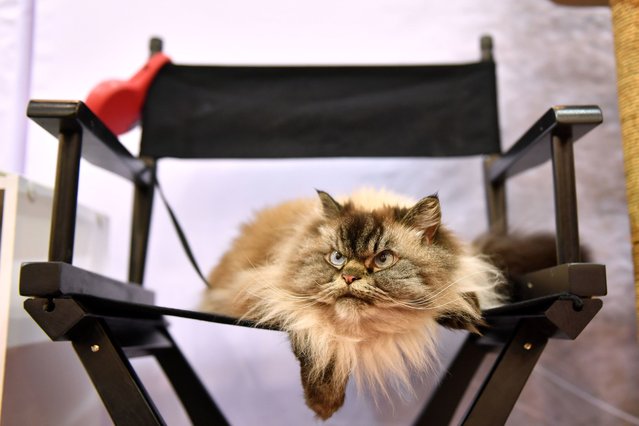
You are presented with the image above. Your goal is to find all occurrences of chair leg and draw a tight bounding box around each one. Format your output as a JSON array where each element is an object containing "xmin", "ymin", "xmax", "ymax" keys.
[
  {"xmin": 154, "ymin": 331, "xmax": 229, "ymax": 426},
  {"xmin": 414, "ymin": 334, "xmax": 489, "ymax": 426},
  {"xmin": 461, "ymin": 319, "xmax": 549, "ymax": 426},
  {"xmin": 71, "ymin": 317, "xmax": 166, "ymax": 426}
]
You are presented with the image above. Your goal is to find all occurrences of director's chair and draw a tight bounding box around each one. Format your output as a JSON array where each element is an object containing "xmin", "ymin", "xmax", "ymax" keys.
[{"xmin": 21, "ymin": 36, "xmax": 606, "ymax": 425}]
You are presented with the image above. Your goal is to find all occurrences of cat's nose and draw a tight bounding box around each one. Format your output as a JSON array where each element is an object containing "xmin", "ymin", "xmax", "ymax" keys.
[{"xmin": 342, "ymin": 274, "xmax": 360, "ymax": 285}]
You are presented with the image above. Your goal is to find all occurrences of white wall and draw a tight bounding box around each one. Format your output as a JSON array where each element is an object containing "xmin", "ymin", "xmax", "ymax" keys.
[
  {"xmin": 0, "ymin": 175, "xmax": 112, "ymax": 425},
  {"xmin": 5, "ymin": 1, "xmax": 637, "ymax": 425},
  {"xmin": 0, "ymin": 0, "xmax": 34, "ymax": 174}
]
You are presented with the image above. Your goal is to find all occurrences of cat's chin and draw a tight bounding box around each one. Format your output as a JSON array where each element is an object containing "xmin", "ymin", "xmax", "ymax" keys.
[
  {"xmin": 336, "ymin": 295, "xmax": 368, "ymax": 304},
  {"xmin": 333, "ymin": 296, "xmax": 369, "ymax": 319}
]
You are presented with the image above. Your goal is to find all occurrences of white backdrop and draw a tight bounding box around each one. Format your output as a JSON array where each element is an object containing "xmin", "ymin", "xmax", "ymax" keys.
[{"xmin": 3, "ymin": 0, "xmax": 638, "ymax": 425}]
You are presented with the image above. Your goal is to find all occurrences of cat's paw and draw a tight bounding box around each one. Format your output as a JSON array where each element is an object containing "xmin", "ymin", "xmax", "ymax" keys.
[
  {"xmin": 293, "ymin": 340, "xmax": 348, "ymax": 419},
  {"xmin": 305, "ymin": 388, "xmax": 345, "ymax": 420}
]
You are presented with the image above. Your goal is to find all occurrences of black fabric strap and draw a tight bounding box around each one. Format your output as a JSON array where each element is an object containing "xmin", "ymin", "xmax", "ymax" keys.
[{"xmin": 154, "ymin": 177, "xmax": 211, "ymax": 288}]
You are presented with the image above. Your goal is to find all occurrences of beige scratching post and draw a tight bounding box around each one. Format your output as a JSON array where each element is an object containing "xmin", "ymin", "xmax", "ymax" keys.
[{"xmin": 611, "ymin": 0, "xmax": 639, "ymax": 332}]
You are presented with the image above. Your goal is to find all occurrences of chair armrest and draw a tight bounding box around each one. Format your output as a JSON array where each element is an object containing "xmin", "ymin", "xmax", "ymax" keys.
[
  {"xmin": 514, "ymin": 262, "xmax": 606, "ymax": 300},
  {"xmin": 488, "ymin": 105, "xmax": 602, "ymax": 183},
  {"xmin": 27, "ymin": 100, "xmax": 152, "ymax": 185},
  {"xmin": 20, "ymin": 262, "xmax": 155, "ymax": 304}
]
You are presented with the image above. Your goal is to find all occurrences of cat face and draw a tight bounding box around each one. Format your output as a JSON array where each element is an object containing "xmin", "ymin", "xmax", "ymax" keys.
[{"xmin": 284, "ymin": 191, "xmax": 467, "ymax": 327}]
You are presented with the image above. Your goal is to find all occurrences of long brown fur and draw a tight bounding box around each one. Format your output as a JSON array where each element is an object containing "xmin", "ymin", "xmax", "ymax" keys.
[{"xmin": 202, "ymin": 189, "xmax": 506, "ymax": 419}]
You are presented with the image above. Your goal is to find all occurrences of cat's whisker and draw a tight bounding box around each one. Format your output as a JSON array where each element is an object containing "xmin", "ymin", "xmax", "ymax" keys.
[
  {"xmin": 418, "ymin": 297, "xmax": 475, "ymax": 313},
  {"xmin": 395, "ymin": 294, "xmax": 477, "ymax": 312},
  {"xmin": 364, "ymin": 286, "xmax": 396, "ymax": 303},
  {"xmin": 315, "ymin": 281, "xmax": 348, "ymax": 301},
  {"xmin": 388, "ymin": 298, "xmax": 443, "ymax": 311},
  {"xmin": 242, "ymin": 278, "xmax": 321, "ymax": 307},
  {"xmin": 387, "ymin": 298, "xmax": 432, "ymax": 310},
  {"xmin": 380, "ymin": 290, "xmax": 439, "ymax": 309},
  {"xmin": 406, "ymin": 270, "xmax": 496, "ymax": 306},
  {"xmin": 427, "ymin": 270, "xmax": 489, "ymax": 298},
  {"xmin": 368, "ymin": 286, "xmax": 445, "ymax": 311},
  {"xmin": 242, "ymin": 260, "xmax": 319, "ymax": 301}
]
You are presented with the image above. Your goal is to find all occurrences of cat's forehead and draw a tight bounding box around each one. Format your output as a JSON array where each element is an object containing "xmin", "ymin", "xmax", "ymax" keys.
[{"xmin": 334, "ymin": 206, "xmax": 408, "ymax": 256}]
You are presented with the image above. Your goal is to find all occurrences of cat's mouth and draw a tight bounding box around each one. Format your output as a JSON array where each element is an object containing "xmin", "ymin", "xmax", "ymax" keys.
[
  {"xmin": 338, "ymin": 294, "xmax": 360, "ymax": 300},
  {"xmin": 336, "ymin": 293, "xmax": 371, "ymax": 305}
]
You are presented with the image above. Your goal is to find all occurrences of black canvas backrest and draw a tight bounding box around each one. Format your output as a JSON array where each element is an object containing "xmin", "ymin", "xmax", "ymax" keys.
[{"xmin": 140, "ymin": 61, "xmax": 500, "ymax": 159}]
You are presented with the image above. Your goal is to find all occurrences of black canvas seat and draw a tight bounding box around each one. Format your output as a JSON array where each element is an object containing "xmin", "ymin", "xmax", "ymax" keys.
[{"xmin": 21, "ymin": 36, "xmax": 606, "ymax": 425}]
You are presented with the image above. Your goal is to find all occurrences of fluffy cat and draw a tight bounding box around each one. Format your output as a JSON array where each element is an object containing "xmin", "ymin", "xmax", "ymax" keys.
[{"xmin": 201, "ymin": 188, "xmax": 506, "ymax": 419}]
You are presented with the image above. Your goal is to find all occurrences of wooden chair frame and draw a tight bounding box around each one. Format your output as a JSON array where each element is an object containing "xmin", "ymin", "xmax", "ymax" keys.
[{"xmin": 21, "ymin": 38, "xmax": 605, "ymax": 425}]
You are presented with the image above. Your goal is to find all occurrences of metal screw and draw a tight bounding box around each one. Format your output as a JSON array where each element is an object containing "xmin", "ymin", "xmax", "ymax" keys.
[
  {"xmin": 42, "ymin": 300, "xmax": 55, "ymax": 312},
  {"xmin": 523, "ymin": 342, "xmax": 533, "ymax": 351},
  {"xmin": 91, "ymin": 344, "xmax": 100, "ymax": 353},
  {"xmin": 527, "ymin": 282, "xmax": 533, "ymax": 289}
]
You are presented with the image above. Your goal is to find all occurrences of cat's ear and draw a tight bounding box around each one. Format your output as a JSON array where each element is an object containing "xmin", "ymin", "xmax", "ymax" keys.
[
  {"xmin": 316, "ymin": 190, "xmax": 342, "ymax": 219},
  {"xmin": 402, "ymin": 194, "xmax": 441, "ymax": 244}
]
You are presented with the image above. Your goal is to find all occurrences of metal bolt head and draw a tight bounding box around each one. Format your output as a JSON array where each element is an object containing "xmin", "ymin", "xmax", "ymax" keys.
[
  {"xmin": 523, "ymin": 342, "xmax": 533, "ymax": 351},
  {"xmin": 90, "ymin": 344, "xmax": 100, "ymax": 353},
  {"xmin": 527, "ymin": 282, "xmax": 533, "ymax": 289}
]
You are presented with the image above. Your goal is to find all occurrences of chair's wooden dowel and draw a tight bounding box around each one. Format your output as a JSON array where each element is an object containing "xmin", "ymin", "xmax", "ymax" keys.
[
  {"xmin": 480, "ymin": 35, "xmax": 494, "ymax": 62},
  {"xmin": 149, "ymin": 37, "xmax": 163, "ymax": 56},
  {"xmin": 49, "ymin": 130, "xmax": 82, "ymax": 263},
  {"xmin": 72, "ymin": 318, "xmax": 166, "ymax": 425},
  {"xmin": 154, "ymin": 331, "xmax": 229, "ymax": 425},
  {"xmin": 128, "ymin": 158, "xmax": 156, "ymax": 285},
  {"xmin": 483, "ymin": 155, "xmax": 507, "ymax": 234},
  {"xmin": 462, "ymin": 319, "xmax": 549, "ymax": 425},
  {"xmin": 415, "ymin": 334, "xmax": 489, "ymax": 425},
  {"xmin": 551, "ymin": 133, "xmax": 581, "ymax": 264}
]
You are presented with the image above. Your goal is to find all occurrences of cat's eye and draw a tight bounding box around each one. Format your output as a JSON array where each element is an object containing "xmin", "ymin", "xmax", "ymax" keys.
[
  {"xmin": 373, "ymin": 250, "xmax": 397, "ymax": 269},
  {"xmin": 327, "ymin": 251, "xmax": 347, "ymax": 268}
]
